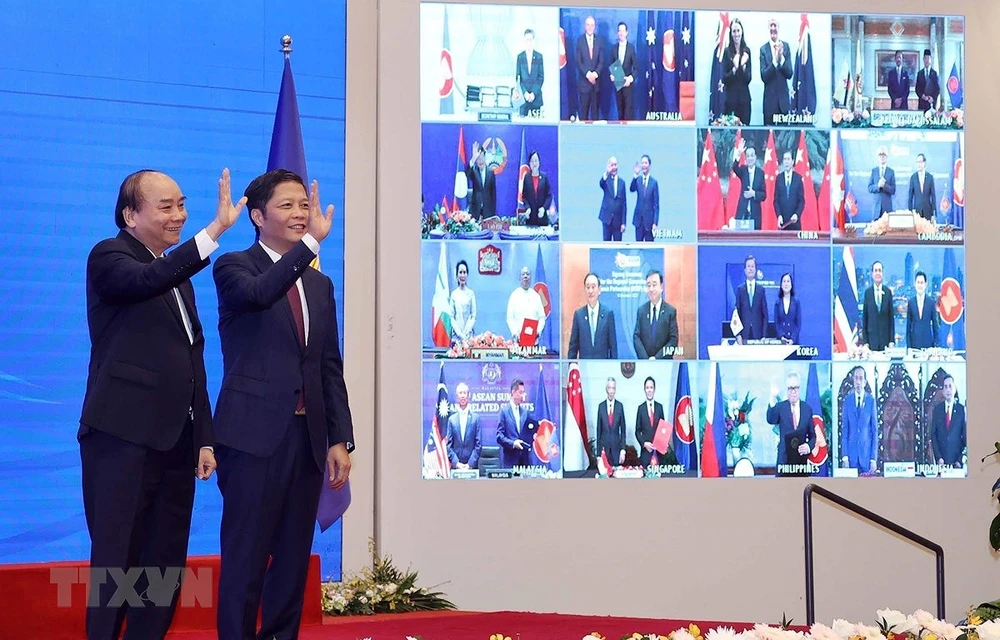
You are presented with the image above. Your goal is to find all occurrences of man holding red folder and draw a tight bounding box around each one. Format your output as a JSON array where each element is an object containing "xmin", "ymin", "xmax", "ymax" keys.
[{"xmin": 634, "ymin": 376, "xmax": 667, "ymax": 466}]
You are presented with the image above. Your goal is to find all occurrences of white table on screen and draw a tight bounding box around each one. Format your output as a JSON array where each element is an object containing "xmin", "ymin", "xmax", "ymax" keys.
[{"xmin": 707, "ymin": 343, "xmax": 799, "ymax": 361}]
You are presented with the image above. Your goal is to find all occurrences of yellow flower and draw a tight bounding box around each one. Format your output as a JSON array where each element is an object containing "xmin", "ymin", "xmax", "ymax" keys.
[
  {"xmin": 690, "ymin": 624, "xmax": 703, "ymax": 639},
  {"xmin": 634, "ymin": 634, "xmax": 645, "ymax": 640},
  {"xmin": 970, "ymin": 615, "xmax": 984, "ymax": 626},
  {"xmin": 925, "ymin": 634, "xmax": 938, "ymax": 640}
]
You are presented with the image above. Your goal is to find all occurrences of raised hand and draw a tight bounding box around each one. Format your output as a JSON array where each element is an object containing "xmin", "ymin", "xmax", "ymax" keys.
[
  {"xmin": 307, "ymin": 180, "xmax": 335, "ymax": 243},
  {"xmin": 207, "ymin": 168, "xmax": 248, "ymax": 241}
]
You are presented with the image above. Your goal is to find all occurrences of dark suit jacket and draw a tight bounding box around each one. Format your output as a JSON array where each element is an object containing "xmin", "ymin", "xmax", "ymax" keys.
[
  {"xmin": 932, "ymin": 401, "xmax": 966, "ymax": 466},
  {"xmin": 515, "ymin": 50, "xmax": 544, "ymax": 107},
  {"xmin": 887, "ymin": 67, "xmax": 910, "ymax": 109},
  {"xmin": 915, "ymin": 67, "xmax": 940, "ymax": 112},
  {"xmin": 633, "ymin": 300, "xmax": 678, "ymax": 359},
  {"xmin": 629, "ymin": 174, "xmax": 659, "ymax": 231},
  {"xmin": 906, "ymin": 296, "xmax": 938, "ymax": 349},
  {"xmin": 596, "ymin": 399, "xmax": 626, "ymax": 462},
  {"xmin": 212, "ymin": 242, "xmax": 355, "ymax": 472},
  {"xmin": 907, "ymin": 171, "xmax": 937, "ymax": 221},
  {"xmin": 521, "ymin": 172, "xmax": 552, "ymax": 226},
  {"xmin": 774, "ymin": 296, "xmax": 801, "ymax": 344},
  {"xmin": 446, "ymin": 410, "xmax": 481, "ymax": 468},
  {"xmin": 574, "ymin": 34, "xmax": 605, "ymax": 92},
  {"xmin": 766, "ymin": 400, "xmax": 813, "ymax": 466},
  {"xmin": 79, "ymin": 231, "xmax": 213, "ymax": 461},
  {"xmin": 732, "ymin": 162, "xmax": 766, "ymax": 229},
  {"xmin": 599, "ymin": 175, "xmax": 626, "ymax": 227},
  {"xmin": 634, "ymin": 400, "xmax": 666, "ymax": 466},
  {"xmin": 861, "ymin": 285, "xmax": 895, "ymax": 351},
  {"xmin": 610, "ymin": 41, "xmax": 637, "ymax": 85},
  {"xmin": 465, "ymin": 162, "xmax": 497, "ymax": 220},
  {"xmin": 735, "ymin": 281, "xmax": 767, "ymax": 340},
  {"xmin": 568, "ymin": 304, "xmax": 617, "ymax": 359},
  {"xmin": 496, "ymin": 403, "xmax": 533, "ymax": 467},
  {"xmin": 759, "ymin": 40, "xmax": 792, "ymax": 121},
  {"xmin": 722, "ymin": 47, "xmax": 752, "ymax": 121},
  {"xmin": 867, "ymin": 166, "xmax": 896, "ymax": 217},
  {"xmin": 774, "ymin": 171, "xmax": 805, "ymax": 229}
]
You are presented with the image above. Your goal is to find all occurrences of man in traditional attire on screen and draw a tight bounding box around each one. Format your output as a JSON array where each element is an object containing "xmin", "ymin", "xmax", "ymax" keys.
[
  {"xmin": 505, "ymin": 266, "xmax": 546, "ymax": 339},
  {"xmin": 915, "ymin": 49, "xmax": 939, "ymax": 112},
  {"xmin": 887, "ymin": 50, "xmax": 910, "ymax": 110}
]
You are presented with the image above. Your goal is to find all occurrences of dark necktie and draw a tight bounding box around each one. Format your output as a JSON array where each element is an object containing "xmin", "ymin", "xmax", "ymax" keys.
[{"xmin": 287, "ymin": 284, "xmax": 306, "ymax": 413}]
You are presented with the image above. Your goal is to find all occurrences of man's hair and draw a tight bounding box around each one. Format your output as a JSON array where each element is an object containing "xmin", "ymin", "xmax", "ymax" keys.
[
  {"xmin": 915, "ymin": 270, "xmax": 927, "ymax": 283},
  {"xmin": 872, "ymin": 260, "xmax": 883, "ymax": 272},
  {"xmin": 916, "ymin": 153, "xmax": 926, "ymax": 162},
  {"xmin": 852, "ymin": 365, "xmax": 867, "ymax": 381},
  {"xmin": 606, "ymin": 376, "xmax": 616, "ymax": 385},
  {"xmin": 641, "ymin": 154, "xmax": 651, "ymax": 165},
  {"xmin": 745, "ymin": 254, "xmax": 756, "ymax": 267},
  {"xmin": 618, "ymin": 21, "xmax": 628, "ymax": 31},
  {"xmin": 644, "ymin": 376, "xmax": 656, "ymax": 388},
  {"xmin": 895, "ymin": 49, "xmax": 903, "ymax": 57},
  {"xmin": 114, "ymin": 169, "xmax": 159, "ymax": 229},
  {"xmin": 510, "ymin": 379, "xmax": 524, "ymax": 392},
  {"xmin": 943, "ymin": 374, "xmax": 955, "ymax": 386},
  {"xmin": 783, "ymin": 150, "xmax": 793, "ymax": 161},
  {"xmin": 524, "ymin": 28, "xmax": 534, "ymax": 37},
  {"xmin": 244, "ymin": 169, "xmax": 307, "ymax": 238},
  {"xmin": 787, "ymin": 371, "xmax": 801, "ymax": 385},
  {"xmin": 584, "ymin": 272, "xmax": 601, "ymax": 286},
  {"xmin": 645, "ymin": 269, "xmax": 663, "ymax": 284}
]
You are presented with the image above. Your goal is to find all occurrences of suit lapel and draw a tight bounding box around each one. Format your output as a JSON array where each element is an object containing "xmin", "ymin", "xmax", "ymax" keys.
[
  {"xmin": 249, "ymin": 244, "xmax": 302, "ymax": 352},
  {"xmin": 123, "ymin": 232, "xmax": 190, "ymax": 340},
  {"xmin": 301, "ymin": 269, "xmax": 327, "ymax": 356}
]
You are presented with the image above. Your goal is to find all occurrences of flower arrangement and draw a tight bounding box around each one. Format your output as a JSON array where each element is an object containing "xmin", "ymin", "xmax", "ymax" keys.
[
  {"xmin": 424, "ymin": 203, "xmax": 483, "ymax": 237},
  {"xmin": 725, "ymin": 392, "xmax": 754, "ymax": 455},
  {"xmin": 443, "ymin": 209, "xmax": 481, "ymax": 236},
  {"xmin": 863, "ymin": 211, "xmax": 937, "ymax": 237},
  {"xmin": 446, "ymin": 331, "xmax": 515, "ymax": 358},
  {"xmin": 922, "ymin": 108, "xmax": 964, "ymax": 129},
  {"xmin": 832, "ymin": 107, "xmax": 871, "ymax": 128},
  {"xmin": 711, "ymin": 114, "xmax": 744, "ymax": 127},
  {"xmin": 321, "ymin": 539, "xmax": 455, "ymax": 616}
]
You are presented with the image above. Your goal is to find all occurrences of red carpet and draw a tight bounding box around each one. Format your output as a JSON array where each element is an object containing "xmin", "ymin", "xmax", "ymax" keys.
[{"xmin": 166, "ymin": 611, "xmax": 762, "ymax": 640}]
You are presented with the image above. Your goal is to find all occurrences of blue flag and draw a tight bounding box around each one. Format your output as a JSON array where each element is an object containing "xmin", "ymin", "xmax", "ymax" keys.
[
  {"xmin": 678, "ymin": 11, "xmax": 694, "ymax": 84},
  {"xmin": 644, "ymin": 10, "xmax": 657, "ymax": 114},
  {"xmin": 937, "ymin": 247, "xmax": 966, "ymax": 350},
  {"xmin": 672, "ymin": 362, "xmax": 697, "ymax": 472},
  {"xmin": 439, "ymin": 6, "xmax": 454, "ymax": 115},
  {"xmin": 534, "ymin": 245, "xmax": 554, "ymax": 353},
  {"xmin": 708, "ymin": 13, "xmax": 729, "ymax": 122},
  {"xmin": 947, "ymin": 61, "xmax": 963, "ymax": 109},
  {"xmin": 700, "ymin": 363, "xmax": 728, "ymax": 477},
  {"xmin": 805, "ymin": 363, "xmax": 830, "ymax": 476},
  {"xmin": 268, "ymin": 57, "xmax": 308, "ymax": 183},
  {"xmin": 792, "ymin": 15, "xmax": 817, "ymax": 116},
  {"xmin": 529, "ymin": 366, "xmax": 559, "ymax": 472},
  {"xmin": 660, "ymin": 12, "xmax": 679, "ymax": 113}
]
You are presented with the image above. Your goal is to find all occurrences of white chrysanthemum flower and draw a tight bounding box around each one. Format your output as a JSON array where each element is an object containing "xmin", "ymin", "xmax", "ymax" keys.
[
  {"xmin": 707, "ymin": 626, "xmax": 740, "ymax": 640},
  {"xmin": 811, "ymin": 623, "xmax": 842, "ymax": 640},
  {"xmin": 673, "ymin": 628, "xmax": 697, "ymax": 640},
  {"xmin": 832, "ymin": 619, "xmax": 858, "ymax": 637},
  {"xmin": 858, "ymin": 624, "xmax": 886, "ymax": 640},
  {"xmin": 976, "ymin": 621, "xmax": 1000, "ymax": 640},
  {"xmin": 913, "ymin": 610, "xmax": 937, "ymax": 628}
]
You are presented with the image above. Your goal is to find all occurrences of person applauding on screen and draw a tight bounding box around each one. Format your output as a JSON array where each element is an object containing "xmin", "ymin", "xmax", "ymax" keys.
[{"xmin": 774, "ymin": 272, "xmax": 801, "ymax": 345}]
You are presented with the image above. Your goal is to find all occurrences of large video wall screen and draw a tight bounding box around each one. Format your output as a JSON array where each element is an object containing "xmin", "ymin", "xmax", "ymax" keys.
[{"xmin": 419, "ymin": 6, "xmax": 967, "ymax": 480}]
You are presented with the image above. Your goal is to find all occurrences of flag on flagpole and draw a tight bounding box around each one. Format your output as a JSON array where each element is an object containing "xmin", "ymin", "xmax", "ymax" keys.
[
  {"xmin": 529, "ymin": 365, "xmax": 560, "ymax": 472},
  {"xmin": 645, "ymin": 11, "xmax": 658, "ymax": 114},
  {"xmin": 946, "ymin": 61, "xmax": 962, "ymax": 109},
  {"xmin": 517, "ymin": 128, "xmax": 529, "ymax": 214},
  {"xmin": 558, "ymin": 27, "xmax": 569, "ymax": 119},
  {"xmin": 833, "ymin": 246, "xmax": 860, "ymax": 353},
  {"xmin": 937, "ymin": 247, "xmax": 965, "ymax": 350},
  {"xmin": 697, "ymin": 129, "xmax": 725, "ymax": 230},
  {"xmin": 708, "ymin": 12, "xmax": 730, "ymax": 122},
  {"xmin": 439, "ymin": 6, "xmax": 455, "ymax": 115},
  {"xmin": 431, "ymin": 243, "xmax": 453, "ymax": 347},
  {"xmin": 700, "ymin": 363, "xmax": 727, "ymax": 477},
  {"xmin": 725, "ymin": 128, "xmax": 745, "ymax": 224},
  {"xmin": 826, "ymin": 130, "xmax": 845, "ymax": 230},
  {"xmin": 792, "ymin": 13, "xmax": 817, "ymax": 116},
  {"xmin": 672, "ymin": 362, "xmax": 697, "ymax": 472},
  {"xmin": 453, "ymin": 126, "xmax": 468, "ymax": 212},
  {"xmin": 661, "ymin": 12, "xmax": 679, "ymax": 113},
  {"xmin": 952, "ymin": 134, "xmax": 964, "ymax": 228},
  {"xmin": 424, "ymin": 364, "xmax": 452, "ymax": 478},
  {"xmin": 761, "ymin": 130, "xmax": 779, "ymax": 231},
  {"xmin": 805, "ymin": 363, "xmax": 830, "ymax": 476},
  {"xmin": 794, "ymin": 130, "xmax": 819, "ymax": 230},
  {"xmin": 533, "ymin": 245, "xmax": 554, "ymax": 353},
  {"xmin": 564, "ymin": 363, "xmax": 590, "ymax": 472}
]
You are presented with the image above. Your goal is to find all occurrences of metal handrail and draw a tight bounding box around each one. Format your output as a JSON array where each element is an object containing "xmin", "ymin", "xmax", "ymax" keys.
[{"xmin": 804, "ymin": 483, "xmax": 945, "ymax": 624}]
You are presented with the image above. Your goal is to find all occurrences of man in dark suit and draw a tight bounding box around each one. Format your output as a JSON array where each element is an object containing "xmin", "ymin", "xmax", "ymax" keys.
[
  {"xmin": 574, "ymin": 15, "xmax": 605, "ymax": 120},
  {"xmin": 732, "ymin": 142, "xmax": 765, "ymax": 229},
  {"xmin": 932, "ymin": 375, "xmax": 966, "ymax": 467},
  {"xmin": 887, "ymin": 50, "xmax": 910, "ymax": 110},
  {"xmin": 840, "ymin": 366, "xmax": 879, "ymax": 474},
  {"xmin": 79, "ymin": 168, "xmax": 243, "ymax": 640},
  {"xmin": 445, "ymin": 382, "xmax": 481, "ymax": 469},
  {"xmin": 867, "ymin": 146, "xmax": 896, "ymax": 218},
  {"xmin": 906, "ymin": 271, "xmax": 938, "ymax": 349},
  {"xmin": 516, "ymin": 28, "xmax": 544, "ymax": 117},
  {"xmin": 634, "ymin": 376, "xmax": 666, "ymax": 467},
  {"xmin": 861, "ymin": 260, "xmax": 895, "ymax": 351},
  {"xmin": 765, "ymin": 371, "xmax": 813, "ymax": 474},
  {"xmin": 633, "ymin": 270, "xmax": 679, "ymax": 359},
  {"xmin": 596, "ymin": 377, "xmax": 626, "ymax": 466},
  {"xmin": 915, "ymin": 49, "xmax": 940, "ymax": 112},
  {"xmin": 735, "ymin": 255, "xmax": 767, "ymax": 342},
  {"xmin": 774, "ymin": 150, "xmax": 805, "ymax": 230},
  {"xmin": 568, "ymin": 273, "xmax": 617, "ymax": 359},
  {"xmin": 629, "ymin": 154, "xmax": 659, "ymax": 241},
  {"xmin": 599, "ymin": 156, "xmax": 626, "ymax": 241},
  {"xmin": 760, "ymin": 18, "xmax": 792, "ymax": 126},
  {"xmin": 611, "ymin": 21, "xmax": 637, "ymax": 120},
  {"xmin": 907, "ymin": 153, "xmax": 937, "ymax": 222},
  {"xmin": 465, "ymin": 141, "xmax": 496, "ymax": 220},
  {"xmin": 496, "ymin": 378, "xmax": 534, "ymax": 467},
  {"xmin": 213, "ymin": 170, "xmax": 355, "ymax": 640}
]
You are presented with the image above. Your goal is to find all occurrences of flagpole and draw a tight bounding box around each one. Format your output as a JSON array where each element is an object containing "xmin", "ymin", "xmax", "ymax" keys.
[{"xmin": 281, "ymin": 34, "xmax": 292, "ymax": 59}]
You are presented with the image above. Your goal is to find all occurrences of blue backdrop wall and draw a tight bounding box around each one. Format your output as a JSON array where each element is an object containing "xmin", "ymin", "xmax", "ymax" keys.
[{"xmin": 0, "ymin": 0, "xmax": 348, "ymax": 579}]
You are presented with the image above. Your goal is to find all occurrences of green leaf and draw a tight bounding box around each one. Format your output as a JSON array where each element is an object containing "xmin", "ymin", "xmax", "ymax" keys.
[
  {"xmin": 994, "ymin": 441, "xmax": 1000, "ymax": 456},
  {"xmin": 990, "ymin": 513, "xmax": 1000, "ymax": 551}
]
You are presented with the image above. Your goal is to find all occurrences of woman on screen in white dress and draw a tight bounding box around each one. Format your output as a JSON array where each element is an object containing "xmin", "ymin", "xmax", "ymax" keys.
[{"xmin": 450, "ymin": 259, "xmax": 477, "ymax": 341}]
